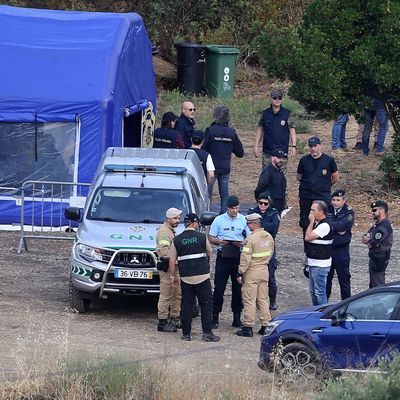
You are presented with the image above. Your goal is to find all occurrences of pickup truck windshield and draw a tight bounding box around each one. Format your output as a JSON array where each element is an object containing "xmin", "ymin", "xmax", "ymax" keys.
[{"xmin": 87, "ymin": 187, "xmax": 190, "ymax": 223}]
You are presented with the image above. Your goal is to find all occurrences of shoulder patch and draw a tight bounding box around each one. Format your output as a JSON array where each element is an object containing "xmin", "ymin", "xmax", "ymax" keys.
[
  {"xmin": 375, "ymin": 232, "xmax": 382, "ymax": 240},
  {"xmin": 347, "ymin": 214, "xmax": 354, "ymax": 221}
]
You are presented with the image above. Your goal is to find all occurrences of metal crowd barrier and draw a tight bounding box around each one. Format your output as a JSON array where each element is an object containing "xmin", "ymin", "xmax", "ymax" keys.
[{"xmin": 16, "ymin": 181, "xmax": 91, "ymax": 253}]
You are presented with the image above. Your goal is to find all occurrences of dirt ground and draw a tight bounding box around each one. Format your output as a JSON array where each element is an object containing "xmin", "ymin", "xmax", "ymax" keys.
[{"xmin": 1, "ymin": 69, "xmax": 400, "ymax": 396}]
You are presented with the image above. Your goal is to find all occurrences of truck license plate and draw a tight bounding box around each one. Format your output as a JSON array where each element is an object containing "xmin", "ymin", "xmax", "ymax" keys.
[{"xmin": 114, "ymin": 269, "xmax": 152, "ymax": 279}]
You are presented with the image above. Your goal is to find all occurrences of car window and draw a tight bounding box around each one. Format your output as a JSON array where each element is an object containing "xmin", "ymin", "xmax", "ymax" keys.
[
  {"xmin": 87, "ymin": 187, "xmax": 190, "ymax": 223},
  {"xmin": 189, "ymin": 177, "xmax": 200, "ymax": 214},
  {"xmin": 337, "ymin": 292, "xmax": 400, "ymax": 321}
]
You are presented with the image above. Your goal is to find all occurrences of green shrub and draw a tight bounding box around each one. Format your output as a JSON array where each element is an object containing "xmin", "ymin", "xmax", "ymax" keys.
[{"xmin": 316, "ymin": 354, "xmax": 400, "ymax": 400}]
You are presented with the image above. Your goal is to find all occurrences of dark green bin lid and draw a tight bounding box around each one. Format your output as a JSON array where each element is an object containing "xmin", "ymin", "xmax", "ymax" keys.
[{"xmin": 206, "ymin": 44, "xmax": 240, "ymax": 54}]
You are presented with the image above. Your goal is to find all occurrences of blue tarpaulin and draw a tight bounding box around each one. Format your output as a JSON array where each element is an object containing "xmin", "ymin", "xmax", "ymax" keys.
[{"xmin": 0, "ymin": 5, "xmax": 156, "ymax": 225}]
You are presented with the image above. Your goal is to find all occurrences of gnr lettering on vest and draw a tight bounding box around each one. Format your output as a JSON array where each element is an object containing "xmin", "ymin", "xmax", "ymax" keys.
[{"xmin": 182, "ymin": 237, "xmax": 198, "ymax": 245}]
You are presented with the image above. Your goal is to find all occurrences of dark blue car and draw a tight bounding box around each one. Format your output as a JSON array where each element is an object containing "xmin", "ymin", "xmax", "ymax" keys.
[{"xmin": 258, "ymin": 283, "xmax": 400, "ymax": 377}]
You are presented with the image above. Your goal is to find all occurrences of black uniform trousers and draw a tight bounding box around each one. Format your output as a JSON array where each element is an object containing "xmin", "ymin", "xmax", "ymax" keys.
[
  {"xmin": 268, "ymin": 250, "xmax": 277, "ymax": 303},
  {"xmin": 181, "ymin": 278, "xmax": 213, "ymax": 336},
  {"xmin": 369, "ymin": 254, "xmax": 390, "ymax": 288},
  {"xmin": 213, "ymin": 251, "xmax": 243, "ymax": 314},
  {"xmin": 326, "ymin": 246, "xmax": 351, "ymax": 300}
]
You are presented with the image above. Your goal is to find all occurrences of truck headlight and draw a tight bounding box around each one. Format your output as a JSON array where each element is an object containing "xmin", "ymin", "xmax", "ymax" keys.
[{"xmin": 75, "ymin": 243, "xmax": 105, "ymax": 262}]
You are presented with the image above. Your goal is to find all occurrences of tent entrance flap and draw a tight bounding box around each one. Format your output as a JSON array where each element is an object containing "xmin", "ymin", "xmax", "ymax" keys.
[
  {"xmin": 0, "ymin": 120, "xmax": 78, "ymax": 187},
  {"xmin": 123, "ymin": 101, "xmax": 155, "ymax": 148}
]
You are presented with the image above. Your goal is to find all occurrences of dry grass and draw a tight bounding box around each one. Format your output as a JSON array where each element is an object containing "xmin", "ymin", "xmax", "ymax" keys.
[{"xmin": 0, "ymin": 353, "xmax": 317, "ymax": 400}]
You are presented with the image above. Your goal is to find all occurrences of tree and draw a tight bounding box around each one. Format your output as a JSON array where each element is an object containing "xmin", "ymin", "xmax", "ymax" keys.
[{"xmin": 257, "ymin": 0, "xmax": 400, "ymax": 187}]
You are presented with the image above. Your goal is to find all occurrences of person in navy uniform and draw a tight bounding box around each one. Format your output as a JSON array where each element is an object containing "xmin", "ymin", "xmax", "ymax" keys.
[
  {"xmin": 326, "ymin": 190, "xmax": 354, "ymax": 300},
  {"xmin": 175, "ymin": 101, "xmax": 196, "ymax": 148},
  {"xmin": 362, "ymin": 200, "xmax": 393, "ymax": 288},
  {"xmin": 253, "ymin": 88, "xmax": 297, "ymax": 171},
  {"xmin": 153, "ymin": 112, "xmax": 185, "ymax": 149},
  {"xmin": 204, "ymin": 106, "xmax": 244, "ymax": 214},
  {"xmin": 297, "ymin": 136, "xmax": 339, "ymax": 236},
  {"xmin": 208, "ymin": 195, "xmax": 251, "ymax": 329},
  {"xmin": 254, "ymin": 148, "xmax": 287, "ymax": 214},
  {"xmin": 248, "ymin": 191, "xmax": 280, "ymax": 310}
]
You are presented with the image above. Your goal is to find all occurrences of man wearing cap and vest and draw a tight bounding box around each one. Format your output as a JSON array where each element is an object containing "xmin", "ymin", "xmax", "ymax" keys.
[
  {"xmin": 156, "ymin": 207, "xmax": 182, "ymax": 332},
  {"xmin": 297, "ymin": 136, "xmax": 339, "ymax": 236},
  {"xmin": 208, "ymin": 195, "xmax": 251, "ymax": 329},
  {"xmin": 305, "ymin": 200, "xmax": 333, "ymax": 306},
  {"xmin": 190, "ymin": 130, "xmax": 215, "ymax": 186},
  {"xmin": 248, "ymin": 191, "xmax": 280, "ymax": 310},
  {"xmin": 326, "ymin": 190, "xmax": 354, "ymax": 300},
  {"xmin": 168, "ymin": 213, "xmax": 220, "ymax": 342},
  {"xmin": 236, "ymin": 213, "xmax": 274, "ymax": 337},
  {"xmin": 153, "ymin": 112, "xmax": 185, "ymax": 149},
  {"xmin": 254, "ymin": 148, "xmax": 287, "ymax": 214},
  {"xmin": 362, "ymin": 200, "xmax": 393, "ymax": 288},
  {"xmin": 253, "ymin": 88, "xmax": 297, "ymax": 171}
]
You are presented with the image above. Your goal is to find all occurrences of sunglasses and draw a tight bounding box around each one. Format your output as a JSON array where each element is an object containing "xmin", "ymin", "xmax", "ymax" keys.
[
  {"xmin": 186, "ymin": 108, "xmax": 196, "ymax": 112},
  {"xmin": 258, "ymin": 201, "xmax": 269, "ymax": 206},
  {"xmin": 272, "ymin": 96, "xmax": 282, "ymax": 100}
]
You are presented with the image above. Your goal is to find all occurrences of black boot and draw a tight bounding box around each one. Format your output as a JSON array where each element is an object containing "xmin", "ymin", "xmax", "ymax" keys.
[
  {"xmin": 269, "ymin": 301, "xmax": 278, "ymax": 311},
  {"xmin": 258, "ymin": 326, "xmax": 266, "ymax": 335},
  {"xmin": 157, "ymin": 319, "xmax": 177, "ymax": 332},
  {"xmin": 212, "ymin": 314, "xmax": 219, "ymax": 329},
  {"xmin": 236, "ymin": 326, "xmax": 253, "ymax": 337},
  {"xmin": 170, "ymin": 317, "xmax": 182, "ymax": 329},
  {"xmin": 232, "ymin": 312, "xmax": 242, "ymax": 327}
]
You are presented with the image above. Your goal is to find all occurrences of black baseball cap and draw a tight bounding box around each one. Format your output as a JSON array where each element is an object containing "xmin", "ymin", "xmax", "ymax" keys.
[{"xmin": 184, "ymin": 213, "xmax": 200, "ymax": 224}]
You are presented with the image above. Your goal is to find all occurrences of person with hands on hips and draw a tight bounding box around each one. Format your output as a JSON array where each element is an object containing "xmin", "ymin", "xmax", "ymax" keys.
[
  {"xmin": 236, "ymin": 213, "xmax": 274, "ymax": 337},
  {"xmin": 208, "ymin": 195, "xmax": 251, "ymax": 329},
  {"xmin": 362, "ymin": 200, "xmax": 393, "ymax": 288}
]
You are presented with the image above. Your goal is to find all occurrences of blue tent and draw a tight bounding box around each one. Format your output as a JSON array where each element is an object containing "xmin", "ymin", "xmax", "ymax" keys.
[{"xmin": 0, "ymin": 5, "xmax": 156, "ymax": 225}]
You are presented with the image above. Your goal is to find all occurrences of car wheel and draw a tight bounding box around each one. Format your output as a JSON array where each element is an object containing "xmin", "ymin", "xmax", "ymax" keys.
[
  {"xmin": 69, "ymin": 280, "xmax": 90, "ymax": 313},
  {"xmin": 275, "ymin": 342, "xmax": 320, "ymax": 383}
]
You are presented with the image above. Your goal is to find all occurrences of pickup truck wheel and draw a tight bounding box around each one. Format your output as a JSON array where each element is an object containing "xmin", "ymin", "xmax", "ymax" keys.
[{"xmin": 69, "ymin": 280, "xmax": 90, "ymax": 313}]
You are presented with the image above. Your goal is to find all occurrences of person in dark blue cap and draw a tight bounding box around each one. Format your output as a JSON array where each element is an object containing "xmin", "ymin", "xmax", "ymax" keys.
[
  {"xmin": 190, "ymin": 130, "xmax": 215, "ymax": 185},
  {"xmin": 254, "ymin": 148, "xmax": 287, "ymax": 214},
  {"xmin": 248, "ymin": 191, "xmax": 280, "ymax": 310},
  {"xmin": 297, "ymin": 136, "xmax": 339, "ymax": 237},
  {"xmin": 362, "ymin": 200, "xmax": 393, "ymax": 287},
  {"xmin": 208, "ymin": 195, "xmax": 251, "ymax": 329},
  {"xmin": 153, "ymin": 112, "xmax": 185, "ymax": 149},
  {"xmin": 326, "ymin": 189, "xmax": 354, "ymax": 300},
  {"xmin": 253, "ymin": 88, "xmax": 297, "ymax": 171}
]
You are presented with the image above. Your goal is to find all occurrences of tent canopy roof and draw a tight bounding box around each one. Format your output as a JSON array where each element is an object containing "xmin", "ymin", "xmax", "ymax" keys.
[{"xmin": 0, "ymin": 5, "xmax": 145, "ymax": 104}]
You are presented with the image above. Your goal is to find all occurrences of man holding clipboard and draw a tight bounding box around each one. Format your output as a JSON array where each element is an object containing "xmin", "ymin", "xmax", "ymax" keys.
[{"xmin": 208, "ymin": 195, "xmax": 251, "ymax": 329}]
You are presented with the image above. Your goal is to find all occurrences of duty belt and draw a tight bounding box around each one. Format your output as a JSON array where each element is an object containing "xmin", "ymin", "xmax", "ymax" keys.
[{"xmin": 178, "ymin": 253, "xmax": 207, "ymax": 261}]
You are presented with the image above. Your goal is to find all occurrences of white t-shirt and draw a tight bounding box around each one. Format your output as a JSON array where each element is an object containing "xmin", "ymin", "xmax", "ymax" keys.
[
  {"xmin": 307, "ymin": 222, "xmax": 332, "ymax": 267},
  {"xmin": 206, "ymin": 154, "xmax": 215, "ymax": 172}
]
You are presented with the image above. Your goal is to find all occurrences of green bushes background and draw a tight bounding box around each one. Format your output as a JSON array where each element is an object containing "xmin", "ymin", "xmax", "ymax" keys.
[{"xmin": 2, "ymin": 0, "xmax": 311, "ymax": 63}]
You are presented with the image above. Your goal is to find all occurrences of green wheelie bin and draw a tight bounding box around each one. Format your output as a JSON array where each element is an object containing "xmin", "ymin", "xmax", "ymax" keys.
[{"xmin": 205, "ymin": 45, "xmax": 240, "ymax": 98}]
